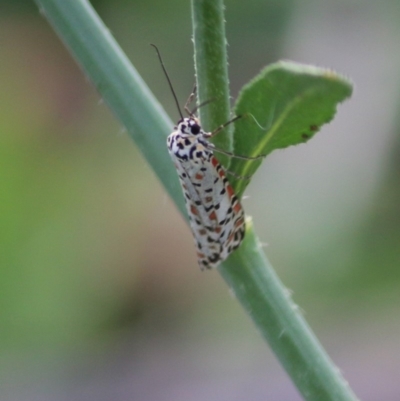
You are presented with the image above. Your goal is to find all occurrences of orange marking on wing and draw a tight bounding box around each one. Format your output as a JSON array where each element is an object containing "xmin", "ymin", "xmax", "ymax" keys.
[
  {"xmin": 195, "ymin": 173, "xmax": 203, "ymax": 180},
  {"xmin": 235, "ymin": 217, "xmax": 244, "ymax": 228},
  {"xmin": 205, "ymin": 196, "xmax": 213, "ymax": 203},
  {"xmin": 211, "ymin": 157, "xmax": 219, "ymax": 167},
  {"xmin": 190, "ymin": 205, "xmax": 199, "ymax": 215},
  {"xmin": 214, "ymin": 227, "xmax": 222, "ymax": 234},
  {"xmin": 209, "ymin": 211, "xmax": 217, "ymax": 221},
  {"xmin": 233, "ymin": 203, "xmax": 242, "ymax": 213},
  {"xmin": 226, "ymin": 185, "xmax": 235, "ymax": 197}
]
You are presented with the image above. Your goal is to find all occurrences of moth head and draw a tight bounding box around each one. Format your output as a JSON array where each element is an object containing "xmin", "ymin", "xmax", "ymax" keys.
[{"xmin": 177, "ymin": 117, "xmax": 202, "ymax": 136}]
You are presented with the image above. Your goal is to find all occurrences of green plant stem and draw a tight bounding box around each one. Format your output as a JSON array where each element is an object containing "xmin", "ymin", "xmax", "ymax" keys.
[
  {"xmin": 192, "ymin": 2, "xmax": 359, "ymax": 401},
  {"xmin": 221, "ymin": 221, "xmax": 358, "ymax": 400},
  {"xmin": 35, "ymin": 1, "xmax": 359, "ymax": 400},
  {"xmin": 191, "ymin": 0, "xmax": 232, "ymax": 166}
]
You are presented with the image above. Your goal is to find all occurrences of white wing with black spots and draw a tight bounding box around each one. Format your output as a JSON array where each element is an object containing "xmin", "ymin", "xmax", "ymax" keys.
[{"xmin": 167, "ymin": 117, "xmax": 245, "ymax": 269}]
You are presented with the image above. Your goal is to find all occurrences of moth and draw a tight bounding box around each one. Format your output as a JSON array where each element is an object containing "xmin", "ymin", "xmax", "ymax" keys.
[
  {"xmin": 167, "ymin": 113, "xmax": 245, "ymax": 269},
  {"xmin": 152, "ymin": 45, "xmax": 259, "ymax": 269}
]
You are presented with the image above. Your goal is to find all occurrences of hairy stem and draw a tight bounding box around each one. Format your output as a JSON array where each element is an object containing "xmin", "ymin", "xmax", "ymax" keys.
[{"xmin": 191, "ymin": 0, "xmax": 232, "ymax": 167}]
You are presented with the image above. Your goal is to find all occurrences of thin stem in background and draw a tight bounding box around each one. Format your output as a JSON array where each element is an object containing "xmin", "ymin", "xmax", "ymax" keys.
[{"xmin": 192, "ymin": 0, "xmax": 232, "ymax": 167}]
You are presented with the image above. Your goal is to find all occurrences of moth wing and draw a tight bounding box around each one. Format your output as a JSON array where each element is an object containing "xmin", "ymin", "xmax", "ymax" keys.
[
  {"xmin": 175, "ymin": 159, "xmax": 222, "ymax": 269},
  {"xmin": 208, "ymin": 156, "xmax": 245, "ymax": 262},
  {"xmin": 175, "ymin": 155, "xmax": 245, "ymax": 269}
]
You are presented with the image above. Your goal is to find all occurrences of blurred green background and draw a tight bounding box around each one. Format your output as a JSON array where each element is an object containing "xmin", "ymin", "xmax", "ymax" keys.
[{"xmin": 1, "ymin": 0, "xmax": 400, "ymax": 400}]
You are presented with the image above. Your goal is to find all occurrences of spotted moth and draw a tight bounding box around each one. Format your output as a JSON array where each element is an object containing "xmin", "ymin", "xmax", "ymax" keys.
[
  {"xmin": 152, "ymin": 45, "xmax": 248, "ymax": 269},
  {"xmin": 167, "ymin": 115, "xmax": 245, "ymax": 269}
]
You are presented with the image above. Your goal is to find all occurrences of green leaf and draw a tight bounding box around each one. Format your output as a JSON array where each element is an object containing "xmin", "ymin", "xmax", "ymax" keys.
[{"xmin": 228, "ymin": 61, "xmax": 353, "ymax": 196}]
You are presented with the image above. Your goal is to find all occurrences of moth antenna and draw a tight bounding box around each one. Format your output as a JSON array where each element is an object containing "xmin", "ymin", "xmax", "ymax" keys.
[{"xmin": 151, "ymin": 44, "xmax": 184, "ymax": 120}]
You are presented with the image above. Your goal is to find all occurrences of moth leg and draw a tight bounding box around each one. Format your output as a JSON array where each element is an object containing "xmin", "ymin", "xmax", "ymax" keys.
[
  {"xmin": 205, "ymin": 115, "xmax": 242, "ymax": 138},
  {"xmin": 184, "ymin": 84, "xmax": 197, "ymax": 116},
  {"xmin": 207, "ymin": 142, "xmax": 266, "ymax": 160}
]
